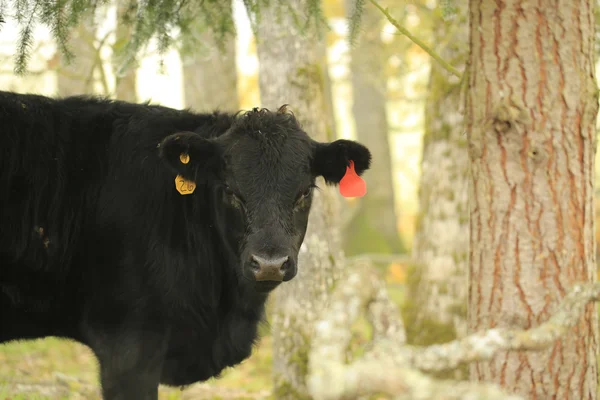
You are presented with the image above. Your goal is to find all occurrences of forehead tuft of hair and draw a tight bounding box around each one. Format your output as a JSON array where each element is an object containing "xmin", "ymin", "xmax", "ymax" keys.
[{"xmin": 229, "ymin": 105, "xmax": 305, "ymax": 141}]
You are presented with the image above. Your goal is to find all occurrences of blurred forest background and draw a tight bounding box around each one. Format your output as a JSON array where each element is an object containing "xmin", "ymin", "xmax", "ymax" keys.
[{"xmin": 2, "ymin": 0, "xmax": 600, "ymax": 399}]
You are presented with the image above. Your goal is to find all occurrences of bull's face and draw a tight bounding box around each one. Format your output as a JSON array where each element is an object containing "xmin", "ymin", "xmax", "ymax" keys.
[{"xmin": 159, "ymin": 107, "xmax": 371, "ymax": 293}]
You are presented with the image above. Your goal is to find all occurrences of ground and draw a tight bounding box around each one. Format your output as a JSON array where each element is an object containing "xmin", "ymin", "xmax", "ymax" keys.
[
  {"xmin": 0, "ymin": 277, "xmax": 407, "ymax": 400},
  {"xmin": 3, "ymin": 270, "xmax": 600, "ymax": 399},
  {"xmin": 0, "ymin": 335, "xmax": 274, "ymax": 400}
]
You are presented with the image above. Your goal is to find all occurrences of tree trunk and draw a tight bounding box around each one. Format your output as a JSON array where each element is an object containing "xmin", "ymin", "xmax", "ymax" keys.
[
  {"xmin": 56, "ymin": 16, "xmax": 96, "ymax": 96},
  {"xmin": 319, "ymin": 36, "xmax": 337, "ymax": 141},
  {"xmin": 180, "ymin": 4, "xmax": 238, "ymax": 112},
  {"xmin": 343, "ymin": 0, "xmax": 403, "ymax": 255},
  {"xmin": 466, "ymin": 0, "xmax": 599, "ymax": 398},
  {"xmin": 255, "ymin": 2, "xmax": 343, "ymax": 398},
  {"xmin": 113, "ymin": 0, "xmax": 138, "ymax": 102},
  {"xmin": 403, "ymin": 3, "xmax": 469, "ymax": 360}
]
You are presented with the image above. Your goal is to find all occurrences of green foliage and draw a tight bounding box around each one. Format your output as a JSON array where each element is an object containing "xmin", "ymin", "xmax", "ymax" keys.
[
  {"xmin": 40, "ymin": 0, "xmax": 74, "ymax": 66},
  {"xmin": 13, "ymin": 0, "xmax": 87, "ymax": 74},
  {"xmin": 1, "ymin": 0, "xmax": 237, "ymax": 74},
  {"xmin": 116, "ymin": 0, "xmax": 190, "ymax": 74}
]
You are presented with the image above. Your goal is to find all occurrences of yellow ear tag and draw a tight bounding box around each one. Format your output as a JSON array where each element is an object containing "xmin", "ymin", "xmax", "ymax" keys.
[
  {"xmin": 175, "ymin": 175, "xmax": 196, "ymax": 195},
  {"xmin": 180, "ymin": 153, "xmax": 190, "ymax": 164}
]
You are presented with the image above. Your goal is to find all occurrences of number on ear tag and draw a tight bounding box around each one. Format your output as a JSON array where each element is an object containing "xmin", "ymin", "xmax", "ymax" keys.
[{"xmin": 175, "ymin": 175, "xmax": 196, "ymax": 195}]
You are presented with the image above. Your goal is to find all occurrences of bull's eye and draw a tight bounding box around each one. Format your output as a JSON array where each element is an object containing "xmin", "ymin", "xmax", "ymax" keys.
[
  {"xmin": 295, "ymin": 185, "xmax": 315, "ymax": 208},
  {"xmin": 300, "ymin": 187, "xmax": 313, "ymax": 199}
]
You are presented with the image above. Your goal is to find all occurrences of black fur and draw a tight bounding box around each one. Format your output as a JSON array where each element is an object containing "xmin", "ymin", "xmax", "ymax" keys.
[{"xmin": 0, "ymin": 91, "xmax": 372, "ymax": 399}]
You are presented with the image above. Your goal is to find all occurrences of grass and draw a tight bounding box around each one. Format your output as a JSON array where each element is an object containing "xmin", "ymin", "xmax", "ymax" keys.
[
  {"xmin": 0, "ymin": 276, "xmax": 405, "ymax": 400},
  {"xmin": 6, "ymin": 279, "xmax": 600, "ymax": 398},
  {"xmin": 0, "ymin": 334, "xmax": 274, "ymax": 400}
]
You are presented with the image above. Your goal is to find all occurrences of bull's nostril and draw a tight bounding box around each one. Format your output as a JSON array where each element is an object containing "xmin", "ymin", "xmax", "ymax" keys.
[
  {"xmin": 250, "ymin": 254, "xmax": 289, "ymax": 281},
  {"xmin": 278, "ymin": 256, "xmax": 289, "ymax": 270},
  {"xmin": 249, "ymin": 257, "xmax": 261, "ymax": 272},
  {"xmin": 251, "ymin": 254, "xmax": 288, "ymax": 270}
]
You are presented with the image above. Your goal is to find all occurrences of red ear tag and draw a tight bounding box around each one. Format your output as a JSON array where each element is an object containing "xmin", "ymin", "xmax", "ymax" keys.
[{"xmin": 339, "ymin": 160, "xmax": 367, "ymax": 198}]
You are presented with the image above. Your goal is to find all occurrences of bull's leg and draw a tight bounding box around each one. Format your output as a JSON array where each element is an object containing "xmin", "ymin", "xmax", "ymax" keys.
[{"xmin": 85, "ymin": 322, "xmax": 169, "ymax": 400}]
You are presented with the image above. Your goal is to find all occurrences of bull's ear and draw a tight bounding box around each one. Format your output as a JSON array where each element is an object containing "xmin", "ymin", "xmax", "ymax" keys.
[
  {"xmin": 158, "ymin": 132, "xmax": 223, "ymax": 182},
  {"xmin": 312, "ymin": 139, "xmax": 371, "ymax": 184}
]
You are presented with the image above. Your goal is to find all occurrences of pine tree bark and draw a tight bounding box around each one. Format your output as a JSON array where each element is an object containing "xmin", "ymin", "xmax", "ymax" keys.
[
  {"xmin": 404, "ymin": 4, "xmax": 469, "ymax": 353},
  {"xmin": 255, "ymin": 2, "xmax": 343, "ymax": 398},
  {"xmin": 344, "ymin": 0, "xmax": 403, "ymax": 255},
  {"xmin": 466, "ymin": 0, "xmax": 599, "ymax": 398},
  {"xmin": 180, "ymin": 4, "xmax": 238, "ymax": 112}
]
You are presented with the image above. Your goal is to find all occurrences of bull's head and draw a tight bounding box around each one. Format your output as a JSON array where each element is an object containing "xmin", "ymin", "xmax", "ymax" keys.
[{"xmin": 159, "ymin": 107, "xmax": 371, "ymax": 292}]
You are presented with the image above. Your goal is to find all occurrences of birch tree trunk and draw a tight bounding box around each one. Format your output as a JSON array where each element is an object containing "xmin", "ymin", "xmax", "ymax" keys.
[
  {"xmin": 466, "ymin": 0, "xmax": 599, "ymax": 398},
  {"xmin": 403, "ymin": 4, "xmax": 469, "ymax": 355},
  {"xmin": 343, "ymin": 0, "xmax": 403, "ymax": 255},
  {"xmin": 180, "ymin": 3, "xmax": 238, "ymax": 112},
  {"xmin": 255, "ymin": 2, "xmax": 343, "ymax": 398}
]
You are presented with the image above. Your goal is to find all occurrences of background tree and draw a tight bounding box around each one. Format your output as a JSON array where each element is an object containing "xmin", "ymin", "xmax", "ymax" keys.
[
  {"xmin": 402, "ymin": 1, "xmax": 469, "ymax": 362},
  {"xmin": 55, "ymin": 12, "xmax": 97, "ymax": 96},
  {"xmin": 113, "ymin": 0, "xmax": 138, "ymax": 102},
  {"xmin": 343, "ymin": 0, "xmax": 404, "ymax": 256},
  {"xmin": 4, "ymin": 0, "xmax": 237, "ymax": 76},
  {"xmin": 466, "ymin": 0, "xmax": 599, "ymax": 398},
  {"xmin": 53, "ymin": 3, "xmax": 138, "ymax": 100},
  {"xmin": 180, "ymin": 0, "xmax": 238, "ymax": 111},
  {"xmin": 255, "ymin": 1, "xmax": 345, "ymax": 397}
]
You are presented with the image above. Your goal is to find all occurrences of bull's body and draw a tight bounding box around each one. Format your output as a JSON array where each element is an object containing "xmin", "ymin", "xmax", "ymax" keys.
[{"xmin": 0, "ymin": 90, "xmax": 371, "ymax": 399}]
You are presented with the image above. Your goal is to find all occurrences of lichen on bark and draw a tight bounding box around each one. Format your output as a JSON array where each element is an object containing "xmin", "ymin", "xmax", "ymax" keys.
[
  {"xmin": 402, "ymin": 1, "xmax": 469, "ymax": 379},
  {"xmin": 465, "ymin": 0, "xmax": 599, "ymax": 398},
  {"xmin": 308, "ymin": 261, "xmax": 600, "ymax": 400},
  {"xmin": 255, "ymin": 3, "xmax": 344, "ymax": 398}
]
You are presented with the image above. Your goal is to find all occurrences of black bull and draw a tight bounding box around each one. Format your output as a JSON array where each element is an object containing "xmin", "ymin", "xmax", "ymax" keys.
[{"xmin": 0, "ymin": 90, "xmax": 372, "ymax": 399}]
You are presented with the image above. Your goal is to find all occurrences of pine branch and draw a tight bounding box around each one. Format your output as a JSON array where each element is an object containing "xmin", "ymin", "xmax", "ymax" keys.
[
  {"xmin": 307, "ymin": 260, "xmax": 600, "ymax": 399},
  {"xmin": 15, "ymin": 0, "xmax": 29, "ymax": 24},
  {"xmin": 397, "ymin": 282, "xmax": 600, "ymax": 372},
  {"xmin": 5, "ymin": 0, "xmax": 326, "ymax": 74},
  {"xmin": 40, "ymin": 0, "xmax": 74, "ymax": 66},
  {"xmin": 241, "ymin": 0, "xmax": 260, "ymax": 37},
  {"xmin": 367, "ymin": 0, "xmax": 462, "ymax": 78},
  {"xmin": 306, "ymin": 0, "xmax": 328, "ymax": 39},
  {"xmin": 0, "ymin": 0, "xmax": 5, "ymax": 28},
  {"xmin": 347, "ymin": 0, "xmax": 365, "ymax": 45},
  {"xmin": 14, "ymin": 0, "xmax": 39, "ymax": 75}
]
